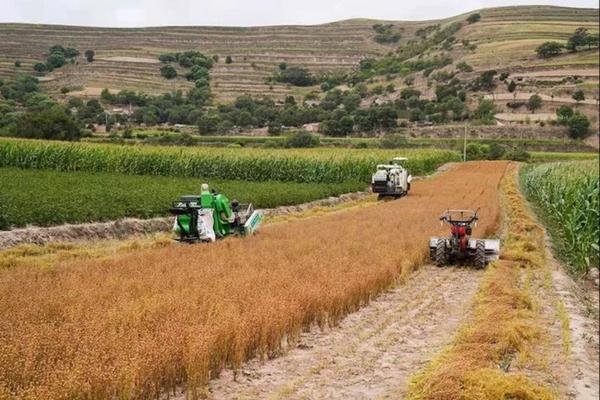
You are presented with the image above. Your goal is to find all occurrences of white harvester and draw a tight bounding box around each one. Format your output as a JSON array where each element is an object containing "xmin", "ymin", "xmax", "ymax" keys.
[{"xmin": 371, "ymin": 157, "xmax": 412, "ymax": 200}]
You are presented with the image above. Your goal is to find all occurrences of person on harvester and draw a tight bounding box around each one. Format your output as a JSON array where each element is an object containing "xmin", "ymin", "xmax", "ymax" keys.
[{"xmin": 200, "ymin": 183, "xmax": 235, "ymax": 237}]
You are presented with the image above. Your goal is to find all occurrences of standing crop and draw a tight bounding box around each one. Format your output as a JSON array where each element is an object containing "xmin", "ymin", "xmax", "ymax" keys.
[
  {"xmin": 522, "ymin": 161, "xmax": 599, "ymax": 276},
  {"xmin": 0, "ymin": 139, "xmax": 459, "ymax": 184}
]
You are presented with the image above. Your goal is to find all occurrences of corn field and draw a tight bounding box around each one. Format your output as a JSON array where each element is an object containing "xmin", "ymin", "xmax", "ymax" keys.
[
  {"xmin": 522, "ymin": 161, "xmax": 599, "ymax": 276},
  {"xmin": 0, "ymin": 139, "xmax": 459, "ymax": 184}
]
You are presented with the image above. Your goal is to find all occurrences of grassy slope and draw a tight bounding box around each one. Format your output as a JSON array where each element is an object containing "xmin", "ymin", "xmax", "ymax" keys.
[
  {"xmin": 0, "ymin": 167, "xmax": 365, "ymax": 229},
  {"xmin": 0, "ymin": 6, "xmax": 597, "ymax": 101}
]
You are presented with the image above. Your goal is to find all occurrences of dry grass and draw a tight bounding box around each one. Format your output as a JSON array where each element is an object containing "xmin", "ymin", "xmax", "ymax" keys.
[
  {"xmin": 0, "ymin": 161, "xmax": 506, "ymax": 399},
  {"xmin": 406, "ymin": 163, "xmax": 556, "ymax": 400}
]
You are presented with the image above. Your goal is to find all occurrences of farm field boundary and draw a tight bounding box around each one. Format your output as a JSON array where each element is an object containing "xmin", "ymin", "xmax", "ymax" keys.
[
  {"xmin": 0, "ymin": 191, "xmax": 371, "ymax": 250},
  {"xmin": 407, "ymin": 163, "xmax": 570, "ymax": 399},
  {"xmin": 0, "ymin": 161, "xmax": 506, "ymax": 399}
]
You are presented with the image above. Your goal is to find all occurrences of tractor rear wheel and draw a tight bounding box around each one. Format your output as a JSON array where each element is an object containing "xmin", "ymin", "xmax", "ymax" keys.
[
  {"xmin": 435, "ymin": 239, "xmax": 447, "ymax": 267},
  {"xmin": 474, "ymin": 240, "xmax": 486, "ymax": 269}
]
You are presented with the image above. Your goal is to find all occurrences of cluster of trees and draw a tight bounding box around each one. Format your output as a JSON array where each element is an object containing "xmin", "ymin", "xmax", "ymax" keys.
[
  {"xmin": 33, "ymin": 45, "xmax": 80, "ymax": 74},
  {"xmin": 158, "ymin": 51, "xmax": 215, "ymax": 85},
  {"xmin": 556, "ymin": 105, "xmax": 591, "ymax": 139},
  {"xmin": 372, "ymin": 24, "xmax": 402, "ymax": 44},
  {"xmin": 0, "ymin": 76, "xmax": 82, "ymax": 140},
  {"xmin": 271, "ymin": 64, "xmax": 316, "ymax": 86},
  {"xmin": 536, "ymin": 27, "xmax": 599, "ymax": 58}
]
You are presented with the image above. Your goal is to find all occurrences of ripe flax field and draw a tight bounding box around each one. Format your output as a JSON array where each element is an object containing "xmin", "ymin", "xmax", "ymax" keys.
[{"xmin": 0, "ymin": 161, "xmax": 507, "ymax": 399}]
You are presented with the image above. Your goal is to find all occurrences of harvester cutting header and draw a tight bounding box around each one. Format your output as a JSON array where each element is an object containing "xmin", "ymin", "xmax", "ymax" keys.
[
  {"xmin": 169, "ymin": 184, "xmax": 262, "ymax": 243},
  {"xmin": 371, "ymin": 157, "xmax": 412, "ymax": 200}
]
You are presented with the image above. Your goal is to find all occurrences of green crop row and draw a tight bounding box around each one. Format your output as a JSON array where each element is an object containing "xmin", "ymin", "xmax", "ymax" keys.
[
  {"xmin": 0, "ymin": 167, "xmax": 366, "ymax": 230},
  {"xmin": 521, "ymin": 161, "xmax": 599, "ymax": 276},
  {"xmin": 0, "ymin": 139, "xmax": 459, "ymax": 184}
]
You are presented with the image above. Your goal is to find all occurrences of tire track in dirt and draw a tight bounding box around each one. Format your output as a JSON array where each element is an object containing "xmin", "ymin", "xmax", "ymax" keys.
[{"xmin": 205, "ymin": 265, "xmax": 483, "ymax": 400}]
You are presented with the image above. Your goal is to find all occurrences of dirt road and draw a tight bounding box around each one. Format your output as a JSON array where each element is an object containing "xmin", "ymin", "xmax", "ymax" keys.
[{"xmin": 205, "ymin": 266, "xmax": 483, "ymax": 400}]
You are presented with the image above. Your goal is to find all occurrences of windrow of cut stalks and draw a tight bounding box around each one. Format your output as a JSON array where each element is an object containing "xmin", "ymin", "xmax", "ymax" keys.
[
  {"xmin": 522, "ymin": 160, "xmax": 599, "ymax": 277},
  {"xmin": 0, "ymin": 161, "xmax": 505, "ymax": 399},
  {"xmin": 407, "ymin": 163, "xmax": 556, "ymax": 400},
  {"xmin": 0, "ymin": 138, "xmax": 459, "ymax": 184}
]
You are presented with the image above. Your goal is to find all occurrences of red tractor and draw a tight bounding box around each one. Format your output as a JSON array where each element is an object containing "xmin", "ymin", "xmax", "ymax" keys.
[{"xmin": 429, "ymin": 209, "xmax": 499, "ymax": 269}]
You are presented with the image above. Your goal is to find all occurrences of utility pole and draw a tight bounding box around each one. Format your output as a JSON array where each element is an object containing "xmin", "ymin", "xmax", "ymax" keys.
[{"xmin": 463, "ymin": 122, "xmax": 467, "ymax": 162}]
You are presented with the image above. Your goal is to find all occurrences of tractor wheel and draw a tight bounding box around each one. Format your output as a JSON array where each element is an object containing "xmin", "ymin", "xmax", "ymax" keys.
[
  {"xmin": 474, "ymin": 240, "xmax": 486, "ymax": 269},
  {"xmin": 435, "ymin": 239, "xmax": 447, "ymax": 267}
]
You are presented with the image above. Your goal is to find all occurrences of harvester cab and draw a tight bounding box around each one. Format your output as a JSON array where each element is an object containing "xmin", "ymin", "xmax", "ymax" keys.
[
  {"xmin": 169, "ymin": 187, "xmax": 262, "ymax": 243},
  {"xmin": 429, "ymin": 209, "xmax": 499, "ymax": 269},
  {"xmin": 371, "ymin": 157, "xmax": 412, "ymax": 200}
]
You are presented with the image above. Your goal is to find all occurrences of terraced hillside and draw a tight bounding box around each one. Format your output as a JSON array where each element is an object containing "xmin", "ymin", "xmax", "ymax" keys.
[{"xmin": 0, "ymin": 6, "xmax": 598, "ymax": 102}]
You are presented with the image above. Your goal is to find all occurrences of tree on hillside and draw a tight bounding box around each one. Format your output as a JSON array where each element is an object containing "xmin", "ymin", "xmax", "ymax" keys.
[
  {"xmin": 566, "ymin": 112, "xmax": 590, "ymax": 139},
  {"xmin": 212, "ymin": 55, "xmax": 219, "ymax": 63},
  {"xmin": 14, "ymin": 60, "xmax": 21, "ymax": 68},
  {"xmin": 572, "ymin": 90, "xmax": 585, "ymax": 105},
  {"xmin": 528, "ymin": 94, "xmax": 542, "ymax": 113},
  {"xmin": 84, "ymin": 50, "xmax": 95, "ymax": 62},
  {"xmin": 466, "ymin": 13, "xmax": 481, "ymax": 24},
  {"xmin": 567, "ymin": 27, "xmax": 589, "ymax": 52},
  {"xmin": 225, "ymin": 56, "xmax": 233, "ymax": 64},
  {"xmin": 160, "ymin": 65, "xmax": 177, "ymax": 79},
  {"xmin": 474, "ymin": 99, "xmax": 496, "ymax": 123},
  {"xmin": 507, "ymin": 80, "xmax": 517, "ymax": 93},
  {"xmin": 535, "ymin": 41, "xmax": 564, "ymax": 58},
  {"xmin": 33, "ymin": 63, "xmax": 48, "ymax": 74},
  {"xmin": 585, "ymin": 33, "xmax": 599, "ymax": 49},
  {"xmin": 556, "ymin": 105, "xmax": 574, "ymax": 124}
]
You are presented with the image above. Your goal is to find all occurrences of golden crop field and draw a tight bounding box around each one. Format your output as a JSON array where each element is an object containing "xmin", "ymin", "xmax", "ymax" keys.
[{"xmin": 0, "ymin": 161, "xmax": 508, "ymax": 399}]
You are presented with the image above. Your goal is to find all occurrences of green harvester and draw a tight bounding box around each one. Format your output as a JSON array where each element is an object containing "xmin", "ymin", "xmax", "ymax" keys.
[{"xmin": 169, "ymin": 187, "xmax": 263, "ymax": 243}]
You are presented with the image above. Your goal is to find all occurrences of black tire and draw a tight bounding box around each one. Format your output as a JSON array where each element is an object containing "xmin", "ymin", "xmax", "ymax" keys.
[
  {"xmin": 474, "ymin": 240, "xmax": 486, "ymax": 269},
  {"xmin": 435, "ymin": 239, "xmax": 447, "ymax": 267},
  {"xmin": 407, "ymin": 182, "xmax": 411, "ymax": 192}
]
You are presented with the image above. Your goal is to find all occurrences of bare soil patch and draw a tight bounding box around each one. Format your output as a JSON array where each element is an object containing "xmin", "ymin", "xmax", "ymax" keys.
[{"xmin": 203, "ymin": 265, "xmax": 483, "ymax": 400}]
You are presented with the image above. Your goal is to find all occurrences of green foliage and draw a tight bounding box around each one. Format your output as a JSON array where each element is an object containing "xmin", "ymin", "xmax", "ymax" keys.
[
  {"xmin": 160, "ymin": 65, "xmax": 177, "ymax": 79},
  {"xmin": 566, "ymin": 112, "xmax": 590, "ymax": 139},
  {"xmin": 0, "ymin": 167, "xmax": 365, "ymax": 229},
  {"xmin": 14, "ymin": 60, "xmax": 21, "ymax": 68},
  {"xmin": 84, "ymin": 50, "xmax": 95, "ymax": 62},
  {"xmin": 522, "ymin": 161, "xmax": 599, "ymax": 276},
  {"xmin": 527, "ymin": 94, "xmax": 542, "ymax": 113},
  {"xmin": 471, "ymin": 70, "xmax": 497, "ymax": 91},
  {"xmin": 0, "ymin": 139, "xmax": 460, "ymax": 184},
  {"xmin": 379, "ymin": 134, "xmax": 408, "ymax": 149},
  {"xmin": 536, "ymin": 41, "xmax": 564, "ymax": 58},
  {"xmin": 273, "ymin": 66, "xmax": 316, "ymax": 87},
  {"xmin": 225, "ymin": 56, "xmax": 233, "ymax": 64},
  {"xmin": 503, "ymin": 147, "xmax": 531, "ymax": 161},
  {"xmin": 33, "ymin": 62, "xmax": 48, "ymax": 73},
  {"xmin": 284, "ymin": 130, "xmax": 320, "ymax": 147},
  {"xmin": 13, "ymin": 105, "xmax": 81, "ymax": 141},
  {"xmin": 466, "ymin": 13, "xmax": 481, "ymax": 23},
  {"xmin": 372, "ymin": 24, "xmax": 401, "ymax": 44},
  {"xmin": 456, "ymin": 61, "xmax": 473, "ymax": 72},
  {"xmin": 507, "ymin": 80, "xmax": 517, "ymax": 93},
  {"xmin": 571, "ymin": 89, "xmax": 585, "ymax": 103},
  {"xmin": 474, "ymin": 99, "xmax": 496, "ymax": 123}
]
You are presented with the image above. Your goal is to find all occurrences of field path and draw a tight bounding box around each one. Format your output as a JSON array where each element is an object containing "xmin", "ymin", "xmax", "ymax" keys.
[{"xmin": 205, "ymin": 266, "xmax": 482, "ymax": 400}]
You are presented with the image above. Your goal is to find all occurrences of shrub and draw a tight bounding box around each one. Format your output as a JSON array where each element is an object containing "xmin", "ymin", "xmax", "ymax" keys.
[
  {"xmin": 466, "ymin": 13, "xmax": 481, "ymax": 23},
  {"xmin": 572, "ymin": 90, "xmax": 585, "ymax": 103},
  {"xmin": 275, "ymin": 67, "xmax": 315, "ymax": 87},
  {"xmin": 536, "ymin": 41, "xmax": 564, "ymax": 58},
  {"xmin": 504, "ymin": 147, "xmax": 530, "ymax": 161},
  {"xmin": 379, "ymin": 134, "xmax": 408, "ymax": 149},
  {"xmin": 225, "ymin": 56, "xmax": 233, "ymax": 64},
  {"xmin": 566, "ymin": 112, "xmax": 590, "ymax": 139},
  {"xmin": 84, "ymin": 50, "xmax": 95, "ymax": 62},
  {"xmin": 556, "ymin": 105, "xmax": 574, "ymax": 123},
  {"xmin": 284, "ymin": 130, "xmax": 320, "ymax": 148},
  {"xmin": 14, "ymin": 60, "xmax": 21, "ymax": 68},
  {"xmin": 160, "ymin": 65, "xmax": 177, "ymax": 79},
  {"xmin": 527, "ymin": 94, "xmax": 542, "ymax": 113}
]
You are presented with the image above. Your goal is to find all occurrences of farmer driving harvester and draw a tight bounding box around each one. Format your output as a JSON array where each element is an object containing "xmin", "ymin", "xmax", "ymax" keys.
[{"xmin": 169, "ymin": 183, "xmax": 262, "ymax": 243}]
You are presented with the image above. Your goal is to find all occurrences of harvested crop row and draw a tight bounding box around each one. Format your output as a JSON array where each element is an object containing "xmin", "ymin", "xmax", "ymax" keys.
[
  {"xmin": 0, "ymin": 161, "xmax": 506, "ymax": 399},
  {"xmin": 0, "ymin": 167, "xmax": 365, "ymax": 229},
  {"xmin": 0, "ymin": 138, "xmax": 459, "ymax": 184},
  {"xmin": 521, "ymin": 160, "xmax": 599, "ymax": 277},
  {"xmin": 407, "ymin": 163, "xmax": 556, "ymax": 400}
]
